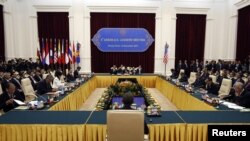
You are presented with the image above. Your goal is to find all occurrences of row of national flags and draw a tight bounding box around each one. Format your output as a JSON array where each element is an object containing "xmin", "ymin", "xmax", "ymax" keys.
[{"xmin": 37, "ymin": 38, "xmax": 81, "ymax": 65}]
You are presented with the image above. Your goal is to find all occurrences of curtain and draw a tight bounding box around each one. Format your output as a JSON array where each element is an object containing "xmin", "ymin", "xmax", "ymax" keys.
[
  {"xmin": 236, "ymin": 5, "xmax": 250, "ymax": 61},
  {"xmin": 37, "ymin": 12, "xmax": 69, "ymax": 39},
  {"xmin": 175, "ymin": 14, "xmax": 206, "ymax": 66},
  {"xmin": 90, "ymin": 13, "xmax": 155, "ymax": 73},
  {"xmin": 0, "ymin": 5, "xmax": 5, "ymax": 61},
  {"xmin": 37, "ymin": 12, "xmax": 69, "ymax": 70}
]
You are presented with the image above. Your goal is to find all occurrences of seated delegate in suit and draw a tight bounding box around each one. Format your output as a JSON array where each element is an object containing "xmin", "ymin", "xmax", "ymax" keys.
[
  {"xmin": 110, "ymin": 65, "xmax": 117, "ymax": 75},
  {"xmin": 34, "ymin": 71, "xmax": 43, "ymax": 82},
  {"xmin": 74, "ymin": 66, "xmax": 81, "ymax": 79},
  {"xmin": 170, "ymin": 69, "xmax": 178, "ymax": 79},
  {"xmin": 37, "ymin": 74, "xmax": 56, "ymax": 95},
  {"xmin": 66, "ymin": 69, "xmax": 75, "ymax": 82},
  {"xmin": 28, "ymin": 71, "xmax": 38, "ymax": 90},
  {"xmin": 233, "ymin": 82, "xmax": 250, "ymax": 108},
  {"xmin": 216, "ymin": 70, "xmax": 228, "ymax": 87},
  {"xmin": 0, "ymin": 83, "xmax": 25, "ymax": 112},
  {"xmin": 203, "ymin": 77, "xmax": 219, "ymax": 95},
  {"xmin": 121, "ymin": 93, "xmax": 149, "ymax": 135},
  {"xmin": 232, "ymin": 72, "xmax": 245, "ymax": 85},
  {"xmin": 1, "ymin": 72, "xmax": 12, "ymax": 93},
  {"xmin": 178, "ymin": 72, "xmax": 188, "ymax": 83},
  {"xmin": 10, "ymin": 71, "xmax": 23, "ymax": 92},
  {"xmin": 191, "ymin": 73, "xmax": 205, "ymax": 88},
  {"xmin": 117, "ymin": 65, "xmax": 125, "ymax": 74}
]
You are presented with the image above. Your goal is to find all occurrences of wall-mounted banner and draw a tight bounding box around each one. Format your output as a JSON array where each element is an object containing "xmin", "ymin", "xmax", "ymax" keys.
[{"xmin": 91, "ymin": 28, "xmax": 154, "ymax": 52}]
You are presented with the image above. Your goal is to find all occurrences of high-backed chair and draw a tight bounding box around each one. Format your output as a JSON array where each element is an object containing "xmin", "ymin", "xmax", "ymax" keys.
[
  {"xmin": 0, "ymin": 84, "xmax": 3, "ymax": 95},
  {"xmin": 178, "ymin": 69, "xmax": 185, "ymax": 79},
  {"xmin": 188, "ymin": 72, "xmax": 197, "ymax": 84},
  {"xmin": 242, "ymin": 77, "xmax": 248, "ymax": 84},
  {"xmin": 218, "ymin": 78, "xmax": 232, "ymax": 97},
  {"xmin": 0, "ymin": 85, "xmax": 3, "ymax": 115},
  {"xmin": 21, "ymin": 78, "xmax": 37, "ymax": 102},
  {"xmin": 209, "ymin": 75, "xmax": 217, "ymax": 83},
  {"xmin": 107, "ymin": 110, "xmax": 144, "ymax": 141},
  {"xmin": 0, "ymin": 109, "xmax": 4, "ymax": 115},
  {"xmin": 42, "ymin": 73, "xmax": 48, "ymax": 79}
]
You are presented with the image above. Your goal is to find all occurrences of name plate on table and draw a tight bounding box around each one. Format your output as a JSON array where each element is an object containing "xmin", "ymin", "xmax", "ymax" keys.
[{"xmin": 91, "ymin": 28, "xmax": 154, "ymax": 52}]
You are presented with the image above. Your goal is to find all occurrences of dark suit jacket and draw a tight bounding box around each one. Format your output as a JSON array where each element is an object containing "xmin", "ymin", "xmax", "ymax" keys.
[
  {"xmin": 205, "ymin": 83, "xmax": 219, "ymax": 95},
  {"xmin": 192, "ymin": 78, "xmax": 205, "ymax": 88},
  {"xmin": 179, "ymin": 75, "xmax": 188, "ymax": 83},
  {"xmin": 29, "ymin": 76, "xmax": 38, "ymax": 90},
  {"xmin": 74, "ymin": 70, "xmax": 80, "ymax": 78},
  {"xmin": 245, "ymin": 82, "xmax": 250, "ymax": 91},
  {"xmin": 66, "ymin": 74, "xmax": 76, "ymax": 82},
  {"xmin": 1, "ymin": 79, "xmax": 10, "ymax": 92},
  {"xmin": 34, "ymin": 74, "xmax": 42, "ymax": 82},
  {"xmin": 234, "ymin": 90, "xmax": 250, "ymax": 108},
  {"xmin": 0, "ymin": 90, "xmax": 25, "ymax": 112},
  {"xmin": 37, "ymin": 80, "xmax": 52, "ymax": 95},
  {"xmin": 232, "ymin": 78, "xmax": 245, "ymax": 85},
  {"xmin": 11, "ymin": 78, "xmax": 22, "ymax": 90}
]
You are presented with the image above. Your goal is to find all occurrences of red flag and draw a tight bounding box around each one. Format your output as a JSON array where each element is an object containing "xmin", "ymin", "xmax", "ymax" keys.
[
  {"xmin": 45, "ymin": 39, "xmax": 50, "ymax": 65},
  {"xmin": 37, "ymin": 38, "xmax": 42, "ymax": 62},
  {"xmin": 57, "ymin": 39, "xmax": 61, "ymax": 64},
  {"xmin": 61, "ymin": 39, "xmax": 65, "ymax": 64},
  {"xmin": 54, "ymin": 39, "xmax": 58, "ymax": 63},
  {"xmin": 65, "ymin": 40, "xmax": 69, "ymax": 64}
]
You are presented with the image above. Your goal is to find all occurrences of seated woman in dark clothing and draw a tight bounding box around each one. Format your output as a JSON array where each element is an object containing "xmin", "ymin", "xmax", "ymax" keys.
[{"xmin": 122, "ymin": 93, "xmax": 149, "ymax": 134}]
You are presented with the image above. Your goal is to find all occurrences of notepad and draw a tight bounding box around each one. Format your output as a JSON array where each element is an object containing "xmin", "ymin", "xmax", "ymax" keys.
[
  {"xmin": 15, "ymin": 106, "xmax": 28, "ymax": 110},
  {"xmin": 14, "ymin": 99, "xmax": 26, "ymax": 105},
  {"xmin": 228, "ymin": 105, "xmax": 245, "ymax": 110},
  {"xmin": 46, "ymin": 91, "xmax": 61, "ymax": 95}
]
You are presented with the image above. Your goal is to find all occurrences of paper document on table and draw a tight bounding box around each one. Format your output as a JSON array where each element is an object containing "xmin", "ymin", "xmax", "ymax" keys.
[
  {"xmin": 228, "ymin": 104, "xmax": 245, "ymax": 110},
  {"xmin": 46, "ymin": 91, "xmax": 61, "ymax": 95},
  {"xmin": 15, "ymin": 106, "xmax": 28, "ymax": 110},
  {"xmin": 221, "ymin": 101, "xmax": 236, "ymax": 107},
  {"xmin": 14, "ymin": 99, "xmax": 26, "ymax": 105}
]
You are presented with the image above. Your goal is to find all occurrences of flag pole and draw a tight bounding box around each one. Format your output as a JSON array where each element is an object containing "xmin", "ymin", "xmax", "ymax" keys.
[
  {"xmin": 165, "ymin": 63, "xmax": 166, "ymax": 76},
  {"xmin": 163, "ymin": 42, "xmax": 169, "ymax": 76}
]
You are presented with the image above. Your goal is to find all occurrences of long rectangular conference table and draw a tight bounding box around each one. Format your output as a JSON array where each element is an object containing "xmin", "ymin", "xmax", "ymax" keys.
[{"xmin": 1, "ymin": 74, "xmax": 250, "ymax": 141}]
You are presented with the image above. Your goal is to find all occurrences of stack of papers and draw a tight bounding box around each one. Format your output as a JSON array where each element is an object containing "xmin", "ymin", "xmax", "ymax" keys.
[{"xmin": 221, "ymin": 101, "xmax": 245, "ymax": 110}]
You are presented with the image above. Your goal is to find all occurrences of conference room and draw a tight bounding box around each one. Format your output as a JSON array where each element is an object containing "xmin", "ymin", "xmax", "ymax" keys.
[{"xmin": 1, "ymin": 0, "xmax": 250, "ymax": 141}]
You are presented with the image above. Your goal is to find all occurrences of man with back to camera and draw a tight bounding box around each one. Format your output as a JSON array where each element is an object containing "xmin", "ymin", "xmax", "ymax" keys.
[
  {"xmin": 122, "ymin": 93, "xmax": 149, "ymax": 134},
  {"xmin": 0, "ymin": 83, "xmax": 25, "ymax": 112}
]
